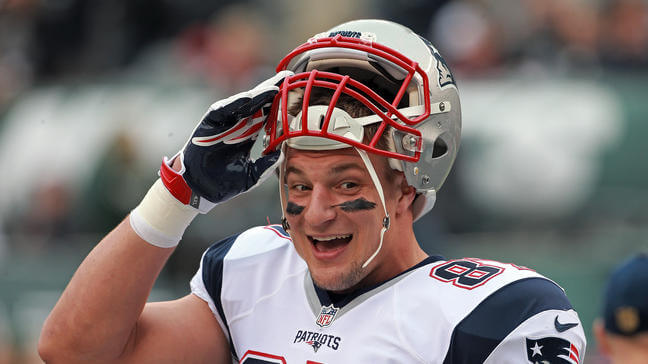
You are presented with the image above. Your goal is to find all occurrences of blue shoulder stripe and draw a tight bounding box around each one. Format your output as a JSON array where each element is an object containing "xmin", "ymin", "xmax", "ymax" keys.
[
  {"xmin": 263, "ymin": 224, "xmax": 290, "ymax": 240},
  {"xmin": 202, "ymin": 233, "xmax": 241, "ymax": 359},
  {"xmin": 442, "ymin": 277, "xmax": 573, "ymax": 364}
]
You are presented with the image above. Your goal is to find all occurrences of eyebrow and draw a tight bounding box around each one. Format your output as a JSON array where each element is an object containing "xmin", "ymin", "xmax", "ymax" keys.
[
  {"xmin": 330, "ymin": 163, "xmax": 365, "ymax": 175},
  {"xmin": 284, "ymin": 166, "xmax": 304, "ymax": 178}
]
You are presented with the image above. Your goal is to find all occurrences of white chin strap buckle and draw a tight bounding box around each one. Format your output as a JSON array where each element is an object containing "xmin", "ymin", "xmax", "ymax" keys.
[
  {"xmin": 382, "ymin": 215, "xmax": 390, "ymax": 229},
  {"xmin": 281, "ymin": 217, "xmax": 290, "ymax": 231}
]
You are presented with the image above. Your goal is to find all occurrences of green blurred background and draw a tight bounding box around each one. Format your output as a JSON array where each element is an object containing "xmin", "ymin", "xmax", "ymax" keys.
[{"xmin": 1, "ymin": 0, "xmax": 647, "ymax": 362}]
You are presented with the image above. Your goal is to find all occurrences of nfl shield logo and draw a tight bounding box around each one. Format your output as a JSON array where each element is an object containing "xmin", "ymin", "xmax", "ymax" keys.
[{"xmin": 316, "ymin": 305, "xmax": 339, "ymax": 328}]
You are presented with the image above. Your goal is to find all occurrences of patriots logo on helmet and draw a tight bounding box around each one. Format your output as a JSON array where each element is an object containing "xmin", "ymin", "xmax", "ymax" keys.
[
  {"xmin": 433, "ymin": 50, "xmax": 455, "ymax": 88},
  {"xmin": 526, "ymin": 337, "xmax": 581, "ymax": 364},
  {"xmin": 416, "ymin": 35, "xmax": 456, "ymax": 88}
]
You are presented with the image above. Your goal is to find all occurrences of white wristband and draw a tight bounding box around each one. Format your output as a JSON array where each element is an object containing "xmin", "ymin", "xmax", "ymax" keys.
[{"xmin": 130, "ymin": 179, "xmax": 199, "ymax": 248}]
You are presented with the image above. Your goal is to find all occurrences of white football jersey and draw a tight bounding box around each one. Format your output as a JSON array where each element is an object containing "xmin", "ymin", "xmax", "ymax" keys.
[{"xmin": 190, "ymin": 225, "xmax": 586, "ymax": 363}]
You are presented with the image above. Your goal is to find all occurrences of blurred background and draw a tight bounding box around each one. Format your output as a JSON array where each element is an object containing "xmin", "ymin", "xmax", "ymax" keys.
[{"xmin": 0, "ymin": 0, "xmax": 647, "ymax": 362}]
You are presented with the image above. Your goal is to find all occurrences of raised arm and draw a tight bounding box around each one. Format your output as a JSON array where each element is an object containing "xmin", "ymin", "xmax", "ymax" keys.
[
  {"xmin": 38, "ymin": 218, "xmax": 231, "ymax": 363},
  {"xmin": 38, "ymin": 72, "xmax": 291, "ymax": 363}
]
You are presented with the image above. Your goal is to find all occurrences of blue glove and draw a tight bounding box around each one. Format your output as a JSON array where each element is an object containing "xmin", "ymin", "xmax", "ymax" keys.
[{"xmin": 160, "ymin": 71, "xmax": 292, "ymax": 213}]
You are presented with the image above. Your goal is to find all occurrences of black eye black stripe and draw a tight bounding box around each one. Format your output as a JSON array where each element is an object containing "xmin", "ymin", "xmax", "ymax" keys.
[
  {"xmin": 286, "ymin": 198, "xmax": 376, "ymax": 215},
  {"xmin": 334, "ymin": 198, "xmax": 376, "ymax": 212},
  {"xmin": 286, "ymin": 202, "xmax": 305, "ymax": 215}
]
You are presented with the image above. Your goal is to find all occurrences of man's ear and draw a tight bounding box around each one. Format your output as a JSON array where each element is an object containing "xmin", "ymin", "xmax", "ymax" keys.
[
  {"xmin": 593, "ymin": 318, "xmax": 611, "ymax": 357},
  {"xmin": 395, "ymin": 174, "xmax": 416, "ymax": 216}
]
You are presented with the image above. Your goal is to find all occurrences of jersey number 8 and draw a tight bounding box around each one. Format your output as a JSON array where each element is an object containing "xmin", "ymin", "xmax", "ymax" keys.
[{"xmin": 430, "ymin": 258, "xmax": 504, "ymax": 289}]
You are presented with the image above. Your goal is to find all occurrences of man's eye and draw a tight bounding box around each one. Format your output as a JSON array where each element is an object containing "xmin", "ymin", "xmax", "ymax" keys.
[
  {"xmin": 292, "ymin": 184, "xmax": 309, "ymax": 192},
  {"xmin": 340, "ymin": 182, "xmax": 358, "ymax": 189}
]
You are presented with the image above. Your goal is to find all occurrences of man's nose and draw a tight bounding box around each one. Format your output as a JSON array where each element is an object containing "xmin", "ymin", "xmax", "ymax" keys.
[{"xmin": 303, "ymin": 185, "xmax": 336, "ymax": 227}]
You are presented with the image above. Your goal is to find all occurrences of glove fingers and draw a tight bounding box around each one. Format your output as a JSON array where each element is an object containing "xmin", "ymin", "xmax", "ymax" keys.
[
  {"xmin": 193, "ymin": 89, "xmax": 275, "ymax": 147},
  {"xmin": 233, "ymin": 70, "xmax": 293, "ymax": 119},
  {"xmin": 234, "ymin": 89, "xmax": 277, "ymax": 121},
  {"xmin": 254, "ymin": 70, "xmax": 294, "ymax": 90},
  {"xmin": 203, "ymin": 96, "xmax": 253, "ymax": 127}
]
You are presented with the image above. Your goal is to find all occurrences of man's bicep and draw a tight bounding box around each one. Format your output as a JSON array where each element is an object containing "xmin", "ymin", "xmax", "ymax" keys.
[{"xmin": 122, "ymin": 294, "xmax": 231, "ymax": 363}]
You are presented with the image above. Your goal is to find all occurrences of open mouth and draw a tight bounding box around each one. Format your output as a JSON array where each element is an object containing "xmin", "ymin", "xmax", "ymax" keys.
[{"xmin": 308, "ymin": 234, "xmax": 353, "ymax": 252}]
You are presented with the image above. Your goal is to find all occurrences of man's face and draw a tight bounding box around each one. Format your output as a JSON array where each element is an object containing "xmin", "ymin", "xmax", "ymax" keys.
[{"xmin": 283, "ymin": 147, "xmax": 398, "ymax": 292}]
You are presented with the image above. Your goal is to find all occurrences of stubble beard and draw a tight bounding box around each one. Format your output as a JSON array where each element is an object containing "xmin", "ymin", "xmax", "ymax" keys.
[{"xmin": 313, "ymin": 258, "xmax": 367, "ymax": 293}]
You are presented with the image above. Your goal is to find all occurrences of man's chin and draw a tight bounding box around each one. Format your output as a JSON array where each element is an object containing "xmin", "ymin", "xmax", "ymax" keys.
[{"xmin": 311, "ymin": 263, "xmax": 365, "ymax": 293}]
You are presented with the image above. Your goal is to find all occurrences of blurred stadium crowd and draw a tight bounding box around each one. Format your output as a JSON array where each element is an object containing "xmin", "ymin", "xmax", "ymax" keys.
[{"xmin": 1, "ymin": 0, "xmax": 647, "ymax": 362}]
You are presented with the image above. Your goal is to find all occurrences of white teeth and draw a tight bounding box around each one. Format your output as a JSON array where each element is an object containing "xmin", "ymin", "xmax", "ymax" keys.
[{"xmin": 313, "ymin": 234, "xmax": 351, "ymax": 242}]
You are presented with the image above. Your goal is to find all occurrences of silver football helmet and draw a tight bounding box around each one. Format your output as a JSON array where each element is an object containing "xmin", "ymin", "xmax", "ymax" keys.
[{"xmin": 264, "ymin": 19, "xmax": 461, "ymax": 221}]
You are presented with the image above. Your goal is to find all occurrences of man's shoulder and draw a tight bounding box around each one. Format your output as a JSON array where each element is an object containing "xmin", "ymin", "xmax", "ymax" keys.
[
  {"xmin": 400, "ymin": 257, "xmax": 571, "ymax": 324},
  {"xmin": 399, "ymin": 258, "xmax": 584, "ymax": 363},
  {"xmin": 203, "ymin": 224, "xmax": 293, "ymax": 263},
  {"xmin": 194, "ymin": 224, "xmax": 304, "ymax": 317},
  {"xmin": 198, "ymin": 224, "xmax": 301, "ymax": 292}
]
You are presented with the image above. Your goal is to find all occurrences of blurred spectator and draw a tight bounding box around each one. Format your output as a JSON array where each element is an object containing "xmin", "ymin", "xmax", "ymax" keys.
[
  {"xmin": 378, "ymin": 0, "xmax": 450, "ymax": 36},
  {"xmin": 429, "ymin": 0, "xmax": 503, "ymax": 77},
  {"xmin": 176, "ymin": 3, "xmax": 275, "ymax": 93},
  {"xmin": 427, "ymin": 0, "xmax": 648, "ymax": 78},
  {"xmin": 599, "ymin": 0, "xmax": 648, "ymax": 69},
  {"xmin": 75, "ymin": 130, "xmax": 152, "ymax": 234},
  {"xmin": 543, "ymin": 0, "xmax": 601, "ymax": 70},
  {"xmin": 593, "ymin": 253, "xmax": 648, "ymax": 363},
  {"xmin": 0, "ymin": 0, "xmax": 37, "ymax": 110},
  {"xmin": 4, "ymin": 181, "xmax": 75, "ymax": 252},
  {"xmin": 28, "ymin": 0, "xmax": 178, "ymax": 79}
]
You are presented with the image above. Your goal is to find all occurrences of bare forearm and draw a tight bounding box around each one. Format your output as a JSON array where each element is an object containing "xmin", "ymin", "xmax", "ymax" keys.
[{"xmin": 39, "ymin": 216, "xmax": 174, "ymax": 362}]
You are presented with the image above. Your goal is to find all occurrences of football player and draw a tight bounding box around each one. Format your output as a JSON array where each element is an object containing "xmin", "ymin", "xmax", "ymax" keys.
[
  {"xmin": 39, "ymin": 19, "xmax": 586, "ymax": 363},
  {"xmin": 594, "ymin": 253, "xmax": 648, "ymax": 364}
]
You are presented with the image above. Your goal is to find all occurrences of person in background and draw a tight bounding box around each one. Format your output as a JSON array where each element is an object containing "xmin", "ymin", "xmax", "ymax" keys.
[{"xmin": 594, "ymin": 253, "xmax": 648, "ymax": 364}]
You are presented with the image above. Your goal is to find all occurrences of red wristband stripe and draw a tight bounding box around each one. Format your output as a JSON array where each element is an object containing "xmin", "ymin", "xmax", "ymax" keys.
[{"xmin": 159, "ymin": 159, "xmax": 192, "ymax": 205}]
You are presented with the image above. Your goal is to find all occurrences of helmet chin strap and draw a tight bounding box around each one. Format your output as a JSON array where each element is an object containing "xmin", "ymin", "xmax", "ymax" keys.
[
  {"xmin": 278, "ymin": 144, "xmax": 290, "ymax": 232},
  {"xmin": 355, "ymin": 148, "xmax": 390, "ymax": 269}
]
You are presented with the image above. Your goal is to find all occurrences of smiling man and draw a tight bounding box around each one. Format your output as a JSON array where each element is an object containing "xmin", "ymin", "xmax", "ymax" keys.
[
  {"xmin": 39, "ymin": 20, "xmax": 586, "ymax": 363},
  {"xmin": 282, "ymin": 146, "xmax": 424, "ymax": 293}
]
